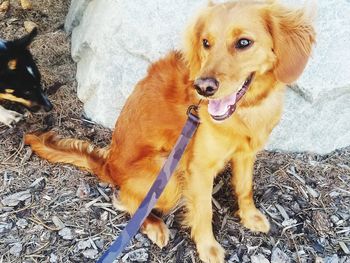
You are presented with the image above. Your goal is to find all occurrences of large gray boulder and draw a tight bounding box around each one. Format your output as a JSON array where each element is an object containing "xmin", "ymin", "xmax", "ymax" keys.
[{"xmin": 65, "ymin": 0, "xmax": 350, "ymax": 154}]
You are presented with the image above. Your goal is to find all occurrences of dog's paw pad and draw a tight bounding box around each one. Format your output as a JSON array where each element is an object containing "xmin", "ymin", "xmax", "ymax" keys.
[{"xmin": 238, "ymin": 208, "xmax": 270, "ymax": 233}]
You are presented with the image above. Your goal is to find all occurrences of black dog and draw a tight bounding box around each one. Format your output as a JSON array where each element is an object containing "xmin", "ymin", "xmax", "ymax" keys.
[{"xmin": 0, "ymin": 28, "xmax": 52, "ymax": 127}]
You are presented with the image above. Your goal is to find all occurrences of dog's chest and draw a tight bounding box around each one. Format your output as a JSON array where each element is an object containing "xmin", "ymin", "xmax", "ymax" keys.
[{"xmin": 235, "ymin": 88, "xmax": 285, "ymax": 146}]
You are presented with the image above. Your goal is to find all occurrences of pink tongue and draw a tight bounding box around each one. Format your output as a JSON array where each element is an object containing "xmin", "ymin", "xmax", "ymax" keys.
[{"xmin": 208, "ymin": 93, "xmax": 237, "ymax": 116}]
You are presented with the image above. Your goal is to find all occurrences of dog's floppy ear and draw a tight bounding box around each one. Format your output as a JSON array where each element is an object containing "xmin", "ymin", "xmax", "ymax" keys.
[
  {"xmin": 183, "ymin": 11, "xmax": 206, "ymax": 80},
  {"xmin": 265, "ymin": 4, "xmax": 316, "ymax": 83}
]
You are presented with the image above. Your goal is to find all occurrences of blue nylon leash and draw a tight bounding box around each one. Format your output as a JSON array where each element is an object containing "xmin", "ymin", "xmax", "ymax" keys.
[{"xmin": 97, "ymin": 105, "xmax": 201, "ymax": 263}]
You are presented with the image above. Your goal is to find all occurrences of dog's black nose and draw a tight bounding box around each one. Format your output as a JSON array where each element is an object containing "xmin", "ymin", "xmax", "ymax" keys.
[{"xmin": 194, "ymin": 77, "xmax": 219, "ymax": 97}]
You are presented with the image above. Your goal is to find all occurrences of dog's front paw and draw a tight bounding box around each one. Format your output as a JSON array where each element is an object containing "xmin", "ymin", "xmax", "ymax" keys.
[
  {"xmin": 196, "ymin": 239, "xmax": 225, "ymax": 263},
  {"xmin": 237, "ymin": 208, "xmax": 270, "ymax": 233},
  {"xmin": 0, "ymin": 110, "xmax": 23, "ymax": 127}
]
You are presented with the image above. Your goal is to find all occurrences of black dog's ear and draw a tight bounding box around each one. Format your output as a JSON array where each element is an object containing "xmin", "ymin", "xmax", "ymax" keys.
[{"xmin": 13, "ymin": 27, "xmax": 38, "ymax": 48}]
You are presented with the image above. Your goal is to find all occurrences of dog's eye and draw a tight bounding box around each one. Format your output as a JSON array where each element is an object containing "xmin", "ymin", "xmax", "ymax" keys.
[
  {"xmin": 235, "ymin": 38, "xmax": 253, "ymax": 50},
  {"xmin": 202, "ymin": 39, "xmax": 211, "ymax": 49}
]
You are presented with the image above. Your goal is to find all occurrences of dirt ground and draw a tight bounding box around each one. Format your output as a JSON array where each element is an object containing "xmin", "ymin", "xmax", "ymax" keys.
[{"xmin": 0, "ymin": 1, "xmax": 349, "ymax": 263}]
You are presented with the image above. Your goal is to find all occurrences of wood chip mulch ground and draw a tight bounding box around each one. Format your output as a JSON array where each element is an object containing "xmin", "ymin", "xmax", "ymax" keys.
[{"xmin": 0, "ymin": 1, "xmax": 349, "ymax": 262}]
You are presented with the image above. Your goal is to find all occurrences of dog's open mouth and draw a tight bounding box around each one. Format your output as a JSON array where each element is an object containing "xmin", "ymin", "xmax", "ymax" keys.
[{"xmin": 208, "ymin": 73, "xmax": 254, "ymax": 121}]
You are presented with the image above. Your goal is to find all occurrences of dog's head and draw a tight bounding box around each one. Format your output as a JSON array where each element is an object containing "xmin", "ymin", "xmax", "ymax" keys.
[
  {"xmin": 183, "ymin": 0, "xmax": 315, "ymax": 121},
  {"xmin": 0, "ymin": 28, "xmax": 53, "ymax": 112}
]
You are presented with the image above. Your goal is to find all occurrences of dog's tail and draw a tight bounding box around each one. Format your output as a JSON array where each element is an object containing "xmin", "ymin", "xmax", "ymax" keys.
[{"xmin": 24, "ymin": 131, "xmax": 114, "ymax": 184}]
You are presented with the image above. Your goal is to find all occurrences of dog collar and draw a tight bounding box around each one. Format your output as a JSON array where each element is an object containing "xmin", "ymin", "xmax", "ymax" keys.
[{"xmin": 0, "ymin": 39, "xmax": 7, "ymax": 51}]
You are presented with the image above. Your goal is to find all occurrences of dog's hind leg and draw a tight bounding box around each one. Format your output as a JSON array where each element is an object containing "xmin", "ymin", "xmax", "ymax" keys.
[
  {"xmin": 113, "ymin": 187, "xmax": 171, "ymax": 249},
  {"xmin": 109, "ymin": 157, "xmax": 183, "ymax": 249}
]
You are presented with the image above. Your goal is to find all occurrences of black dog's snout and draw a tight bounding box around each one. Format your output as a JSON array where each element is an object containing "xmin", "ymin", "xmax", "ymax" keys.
[
  {"xmin": 41, "ymin": 93, "xmax": 53, "ymax": 112},
  {"xmin": 194, "ymin": 77, "xmax": 219, "ymax": 97}
]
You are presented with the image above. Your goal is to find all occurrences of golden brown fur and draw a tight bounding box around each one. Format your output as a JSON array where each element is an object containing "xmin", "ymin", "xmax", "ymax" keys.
[{"xmin": 25, "ymin": 1, "xmax": 315, "ymax": 262}]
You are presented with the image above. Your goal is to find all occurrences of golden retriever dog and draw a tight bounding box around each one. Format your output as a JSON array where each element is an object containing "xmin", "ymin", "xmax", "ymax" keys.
[
  {"xmin": 25, "ymin": 1, "xmax": 315, "ymax": 262},
  {"xmin": 0, "ymin": 0, "xmax": 31, "ymax": 12}
]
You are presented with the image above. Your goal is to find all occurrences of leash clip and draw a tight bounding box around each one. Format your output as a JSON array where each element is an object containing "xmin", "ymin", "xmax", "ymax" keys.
[
  {"xmin": 187, "ymin": 105, "xmax": 199, "ymax": 117},
  {"xmin": 187, "ymin": 102, "xmax": 201, "ymax": 124},
  {"xmin": 187, "ymin": 99, "xmax": 202, "ymax": 117}
]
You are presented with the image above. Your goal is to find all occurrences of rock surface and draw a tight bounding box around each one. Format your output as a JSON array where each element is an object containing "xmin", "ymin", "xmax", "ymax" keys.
[{"xmin": 65, "ymin": 0, "xmax": 350, "ymax": 154}]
